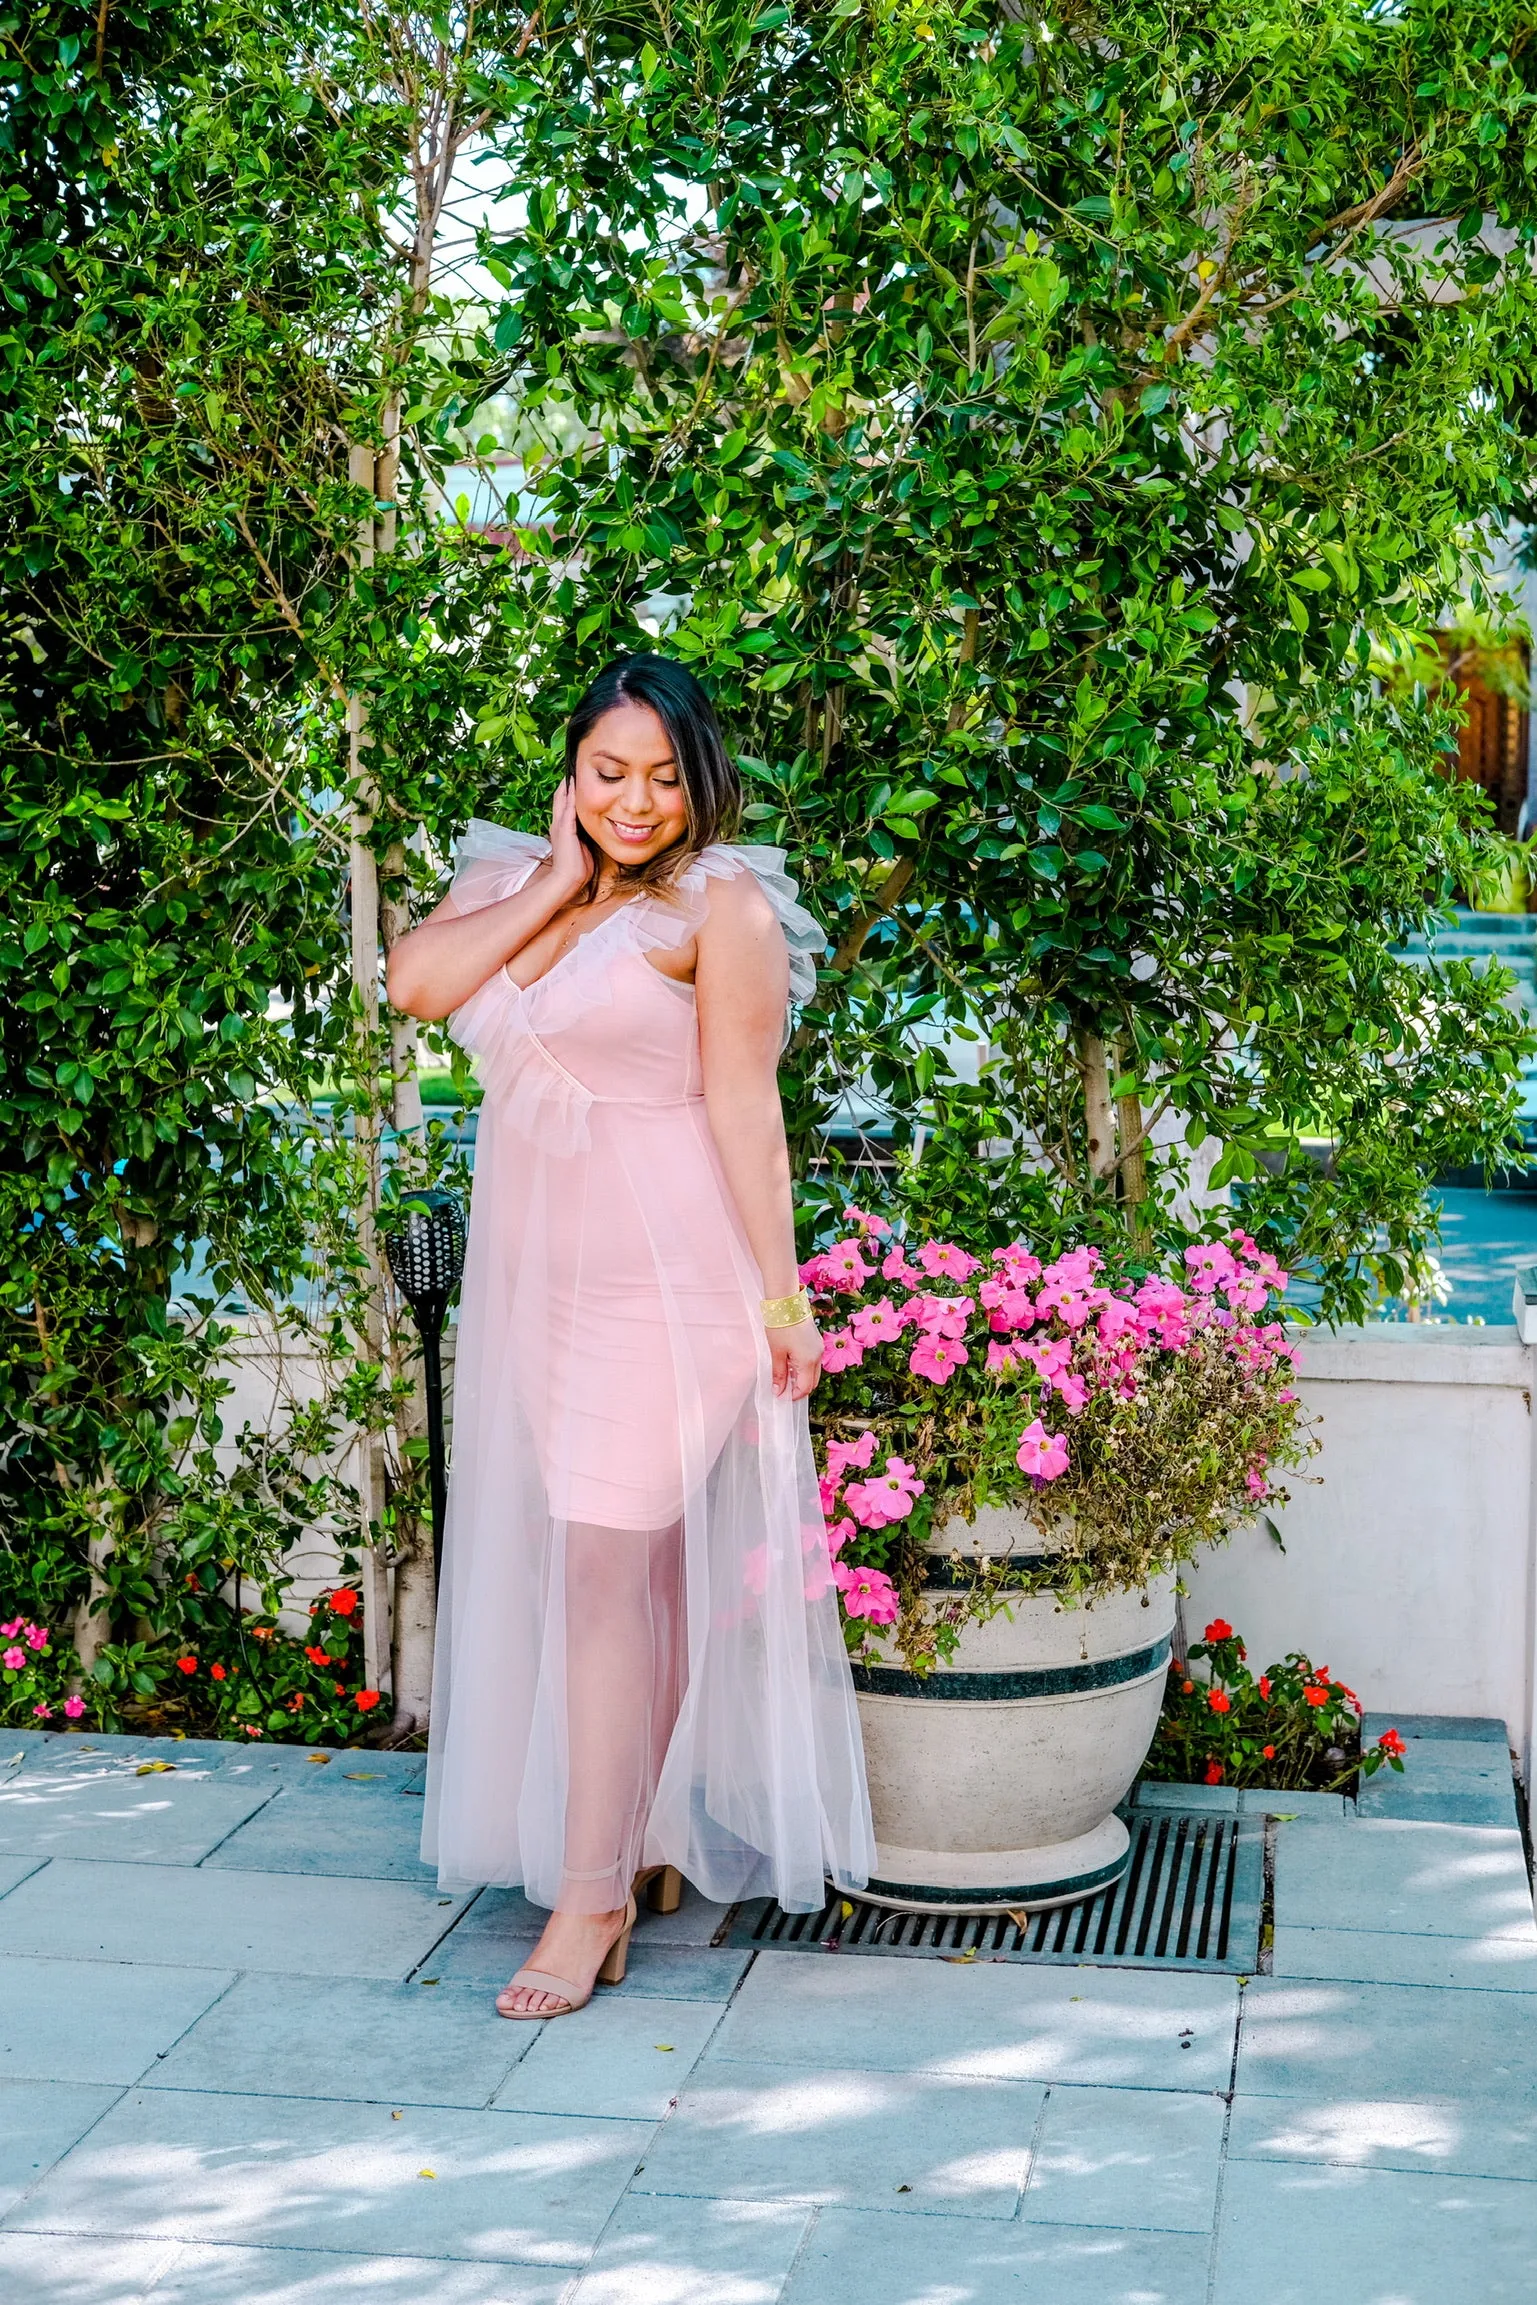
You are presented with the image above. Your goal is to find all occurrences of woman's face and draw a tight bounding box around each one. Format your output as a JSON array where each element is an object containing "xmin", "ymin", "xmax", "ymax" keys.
[{"xmin": 571, "ymin": 701, "xmax": 689, "ymax": 869}]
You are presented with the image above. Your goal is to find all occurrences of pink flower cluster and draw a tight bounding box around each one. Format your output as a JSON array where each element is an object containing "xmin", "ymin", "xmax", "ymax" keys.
[
  {"xmin": 814, "ymin": 1427, "xmax": 926, "ymax": 1626},
  {"xmin": 1, "ymin": 1618, "xmax": 85, "ymax": 1720},
  {"xmin": 809, "ymin": 1217, "xmax": 1298, "ymax": 1615}
]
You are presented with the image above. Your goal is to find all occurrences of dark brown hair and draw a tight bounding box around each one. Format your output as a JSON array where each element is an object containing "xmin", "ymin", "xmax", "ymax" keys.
[{"xmin": 564, "ymin": 654, "xmax": 741, "ymax": 901}]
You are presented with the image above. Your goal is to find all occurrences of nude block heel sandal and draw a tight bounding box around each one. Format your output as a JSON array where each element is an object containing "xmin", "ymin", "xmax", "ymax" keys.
[
  {"xmin": 635, "ymin": 1864, "xmax": 684, "ymax": 1915},
  {"xmin": 496, "ymin": 1895, "xmax": 636, "ymax": 2020}
]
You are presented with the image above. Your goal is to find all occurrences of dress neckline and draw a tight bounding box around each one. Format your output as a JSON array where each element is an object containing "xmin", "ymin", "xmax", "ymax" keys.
[{"xmin": 503, "ymin": 893, "xmax": 648, "ymax": 998}]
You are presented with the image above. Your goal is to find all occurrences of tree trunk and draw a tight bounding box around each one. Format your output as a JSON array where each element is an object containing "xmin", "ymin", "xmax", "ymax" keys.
[
  {"xmin": 1077, "ymin": 1029, "xmax": 1118, "ymax": 1181},
  {"xmin": 70, "ymin": 1486, "xmax": 116, "ymax": 1682},
  {"xmin": 1113, "ymin": 1039, "xmax": 1153, "ymax": 1255}
]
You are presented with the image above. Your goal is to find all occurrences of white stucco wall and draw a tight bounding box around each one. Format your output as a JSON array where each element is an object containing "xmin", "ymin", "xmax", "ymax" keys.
[{"xmin": 1183, "ymin": 1325, "xmax": 1537, "ymax": 1771}]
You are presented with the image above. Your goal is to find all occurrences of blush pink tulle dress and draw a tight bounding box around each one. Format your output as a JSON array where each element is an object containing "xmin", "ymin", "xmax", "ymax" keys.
[{"xmin": 419, "ymin": 821, "xmax": 874, "ymax": 1915}]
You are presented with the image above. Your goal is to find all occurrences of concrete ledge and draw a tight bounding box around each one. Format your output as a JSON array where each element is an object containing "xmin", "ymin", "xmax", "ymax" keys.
[{"xmin": 1293, "ymin": 1322, "xmax": 1534, "ymax": 1388}]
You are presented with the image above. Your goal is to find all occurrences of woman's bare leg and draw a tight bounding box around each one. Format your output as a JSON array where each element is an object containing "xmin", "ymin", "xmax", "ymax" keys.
[{"xmin": 501, "ymin": 1520, "xmax": 684, "ymax": 2015}]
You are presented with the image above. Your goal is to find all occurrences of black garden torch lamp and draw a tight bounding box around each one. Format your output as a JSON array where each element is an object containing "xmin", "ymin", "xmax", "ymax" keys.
[{"xmin": 385, "ymin": 1188, "xmax": 468, "ymax": 1592}]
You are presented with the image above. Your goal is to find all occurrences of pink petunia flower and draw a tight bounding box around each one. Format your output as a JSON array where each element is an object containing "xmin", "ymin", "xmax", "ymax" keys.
[
  {"xmin": 1019, "ymin": 1335, "xmax": 1073, "ymax": 1381},
  {"xmin": 24, "ymin": 1626, "xmax": 48, "ymax": 1651},
  {"xmin": 1184, "ymin": 1241, "xmax": 1237, "ymax": 1294},
  {"xmin": 62, "ymin": 1695, "xmax": 86, "ymax": 1720},
  {"xmin": 827, "ymin": 1430, "xmax": 877, "ymax": 1481},
  {"xmin": 842, "ymin": 1204, "xmax": 891, "ymax": 1238},
  {"xmin": 843, "ymin": 1461, "xmax": 923, "ymax": 1527},
  {"xmin": 826, "ymin": 1516, "xmax": 856, "ymax": 1558},
  {"xmin": 0, "ymin": 1620, "xmax": 19, "ymax": 1639},
  {"xmin": 909, "ymin": 1334, "xmax": 970, "ymax": 1384},
  {"xmin": 883, "ymin": 1455, "xmax": 925, "ymax": 1494},
  {"xmin": 31, "ymin": 1702, "xmax": 51, "ymax": 1719},
  {"xmin": 912, "ymin": 1293, "xmax": 972, "ymax": 1340},
  {"xmin": 834, "ymin": 1561, "xmax": 901, "ymax": 1624},
  {"xmin": 851, "ymin": 1296, "xmax": 907, "ymax": 1347},
  {"xmin": 2, "ymin": 1647, "xmax": 24, "ymax": 1672},
  {"xmin": 1096, "ymin": 1299, "xmax": 1141, "ymax": 1347},
  {"xmin": 916, "ymin": 1239, "xmax": 980, "ymax": 1281},
  {"xmin": 986, "ymin": 1338, "xmax": 1025, "ymax": 1375},
  {"xmin": 820, "ymin": 1328, "xmax": 865, "ymax": 1373},
  {"xmin": 818, "ymin": 1238, "xmax": 874, "ymax": 1291},
  {"xmin": 1016, "ymin": 1419, "xmax": 1070, "ymax": 1479},
  {"xmin": 881, "ymin": 1245, "xmax": 926, "ymax": 1288},
  {"xmin": 1052, "ymin": 1371, "xmax": 1090, "ymax": 1413}
]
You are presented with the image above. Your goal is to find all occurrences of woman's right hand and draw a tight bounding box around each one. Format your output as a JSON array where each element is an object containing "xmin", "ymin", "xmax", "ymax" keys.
[{"xmin": 547, "ymin": 778, "xmax": 589, "ymax": 901}]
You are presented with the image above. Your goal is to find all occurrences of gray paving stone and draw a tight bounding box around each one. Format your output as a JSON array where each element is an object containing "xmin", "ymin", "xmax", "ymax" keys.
[
  {"xmin": 147, "ymin": 1974, "xmax": 532, "ymax": 2108},
  {"xmin": 1236, "ymin": 1789, "xmax": 1348, "ymax": 1819},
  {"xmin": 0, "ymin": 1857, "xmax": 44, "ymax": 1903},
  {"xmin": 1237, "ymin": 1977, "xmax": 1537, "ymax": 2103},
  {"xmin": 633, "ymin": 2059, "xmax": 1041, "ymax": 2218},
  {"xmin": 0, "ymin": 1860, "xmax": 471, "ymax": 1980},
  {"xmin": 200, "ymin": 1785, "xmax": 437, "ymax": 1883},
  {"xmin": 1228, "ymin": 2091, "xmax": 1537, "ymax": 2184},
  {"xmin": 0, "ymin": 2231, "xmax": 181, "ymax": 2305},
  {"xmin": 493, "ymin": 1994, "xmax": 722, "ymax": 2121},
  {"xmin": 4, "ymin": 2086, "xmax": 654, "ymax": 2266},
  {"xmin": 1271, "ymin": 1923, "xmax": 1537, "ymax": 1992},
  {"xmin": 780, "ymin": 2206, "xmax": 1210, "ymax": 2305},
  {"xmin": 0, "ymin": 1953, "xmax": 235, "ymax": 2084},
  {"xmin": 1132, "ymin": 1781, "xmax": 1240, "ymax": 1814},
  {"xmin": 1211, "ymin": 2154, "xmax": 1537, "ymax": 2303},
  {"xmin": 1356, "ymin": 1738, "xmax": 1516, "ymax": 1789},
  {"xmin": 1272, "ymin": 1819, "xmax": 1537, "ymax": 1942},
  {"xmin": 1362, "ymin": 1714, "xmax": 1508, "ymax": 1746},
  {"xmin": 0, "ymin": 1770, "xmax": 278, "ymax": 1865},
  {"xmin": 567, "ymin": 2195, "xmax": 810, "ymax": 2304},
  {"xmin": 151, "ymin": 2241, "xmax": 569, "ymax": 2302},
  {"xmin": 1021, "ymin": 2084, "xmax": 1225, "ymax": 2232},
  {"xmin": 0, "ymin": 2232, "xmax": 570, "ymax": 2303},
  {"xmin": 705, "ymin": 1949, "xmax": 1240, "ymax": 2093},
  {"xmin": 0, "ymin": 2077, "xmax": 122, "ymax": 2215}
]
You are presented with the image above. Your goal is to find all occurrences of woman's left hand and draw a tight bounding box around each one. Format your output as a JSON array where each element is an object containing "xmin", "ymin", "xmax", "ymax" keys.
[{"xmin": 769, "ymin": 1320, "xmax": 823, "ymax": 1402}]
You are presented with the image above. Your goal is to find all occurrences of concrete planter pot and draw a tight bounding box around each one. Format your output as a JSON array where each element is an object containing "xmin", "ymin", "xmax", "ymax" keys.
[{"xmin": 854, "ymin": 1507, "xmax": 1176, "ymax": 1914}]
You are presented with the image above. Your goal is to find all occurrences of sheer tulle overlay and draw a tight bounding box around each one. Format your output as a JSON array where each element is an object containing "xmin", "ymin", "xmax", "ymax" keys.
[{"xmin": 420, "ymin": 823, "xmax": 874, "ymax": 1913}]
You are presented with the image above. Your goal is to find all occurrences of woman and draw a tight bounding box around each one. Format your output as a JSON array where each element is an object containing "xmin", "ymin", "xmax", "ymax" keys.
[{"xmin": 388, "ymin": 654, "xmax": 873, "ymax": 2019}]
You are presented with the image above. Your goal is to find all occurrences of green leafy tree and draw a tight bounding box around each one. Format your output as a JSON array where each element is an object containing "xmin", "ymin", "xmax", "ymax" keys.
[{"xmin": 473, "ymin": 0, "xmax": 1537, "ymax": 1312}]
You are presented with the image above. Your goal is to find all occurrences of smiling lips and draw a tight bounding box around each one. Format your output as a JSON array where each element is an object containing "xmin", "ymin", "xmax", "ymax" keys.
[{"xmin": 610, "ymin": 819, "xmax": 662, "ymax": 845}]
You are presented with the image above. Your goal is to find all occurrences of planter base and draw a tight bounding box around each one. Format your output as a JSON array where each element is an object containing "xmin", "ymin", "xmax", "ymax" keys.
[{"xmin": 859, "ymin": 1812, "xmax": 1131, "ymax": 1917}]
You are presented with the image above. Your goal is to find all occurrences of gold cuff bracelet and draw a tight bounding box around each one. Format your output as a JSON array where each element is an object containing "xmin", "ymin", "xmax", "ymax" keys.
[{"xmin": 761, "ymin": 1288, "xmax": 813, "ymax": 1329}]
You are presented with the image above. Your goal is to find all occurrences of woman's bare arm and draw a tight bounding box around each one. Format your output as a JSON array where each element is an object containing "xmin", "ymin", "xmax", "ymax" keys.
[
  {"xmin": 696, "ymin": 873, "xmax": 821, "ymax": 1400},
  {"xmin": 386, "ymin": 787, "xmax": 586, "ymax": 1021}
]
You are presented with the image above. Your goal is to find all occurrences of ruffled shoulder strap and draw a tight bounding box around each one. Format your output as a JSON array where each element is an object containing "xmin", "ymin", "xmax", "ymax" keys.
[
  {"xmin": 677, "ymin": 844, "xmax": 825, "ymax": 1009},
  {"xmin": 445, "ymin": 818, "xmax": 550, "ymax": 914}
]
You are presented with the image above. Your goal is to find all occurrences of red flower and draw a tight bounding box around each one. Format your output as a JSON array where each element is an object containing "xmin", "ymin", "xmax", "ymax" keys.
[
  {"xmin": 1208, "ymin": 1689, "xmax": 1231, "ymax": 1715},
  {"xmin": 354, "ymin": 1689, "xmax": 382, "ymax": 1712},
  {"xmin": 304, "ymin": 1645, "xmax": 329, "ymax": 1666},
  {"xmin": 1376, "ymin": 1728, "xmax": 1407, "ymax": 1757},
  {"xmin": 1262, "ymin": 1744, "xmax": 1276, "ymax": 1760},
  {"xmin": 329, "ymin": 1589, "xmax": 360, "ymax": 1618},
  {"xmin": 288, "ymin": 1693, "xmax": 305, "ymax": 1711},
  {"xmin": 1181, "ymin": 1680, "xmax": 1195, "ymax": 1695},
  {"xmin": 210, "ymin": 1663, "xmax": 227, "ymax": 1682},
  {"xmin": 1258, "ymin": 1676, "xmax": 1272, "ymax": 1700},
  {"xmin": 1304, "ymin": 1685, "xmax": 1330, "ymax": 1708},
  {"xmin": 1203, "ymin": 1619, "xmax": 1234, "ymax": 1643},
  {"xmin": 176, "ymin": 1656, "xmax": 197, "ymax": 1676},
  {"xmin": 1204, "ymin": 1760, "xmax": 1224, "ymax": 1784},
  {"xmin": 333, "ymin": 1682, "xmax": 345, "ymax": 1695}
]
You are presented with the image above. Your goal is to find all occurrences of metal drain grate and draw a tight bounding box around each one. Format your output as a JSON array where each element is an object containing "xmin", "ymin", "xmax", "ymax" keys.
[{"xmin": 720, "ymin": 1810, "xmax": 1263, "ymax": 1974}]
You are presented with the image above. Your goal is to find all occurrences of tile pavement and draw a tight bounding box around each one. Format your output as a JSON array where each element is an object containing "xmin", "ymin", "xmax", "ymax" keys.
[{"xmin": 0, "ymin": 1721, "xmax": 1530, "ymax": 2302}]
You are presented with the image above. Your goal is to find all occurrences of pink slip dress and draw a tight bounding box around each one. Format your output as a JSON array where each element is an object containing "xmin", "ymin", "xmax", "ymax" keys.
[{"xmin": 419, "ymin": 821, "xmax": 874, "ymax": 1914}]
